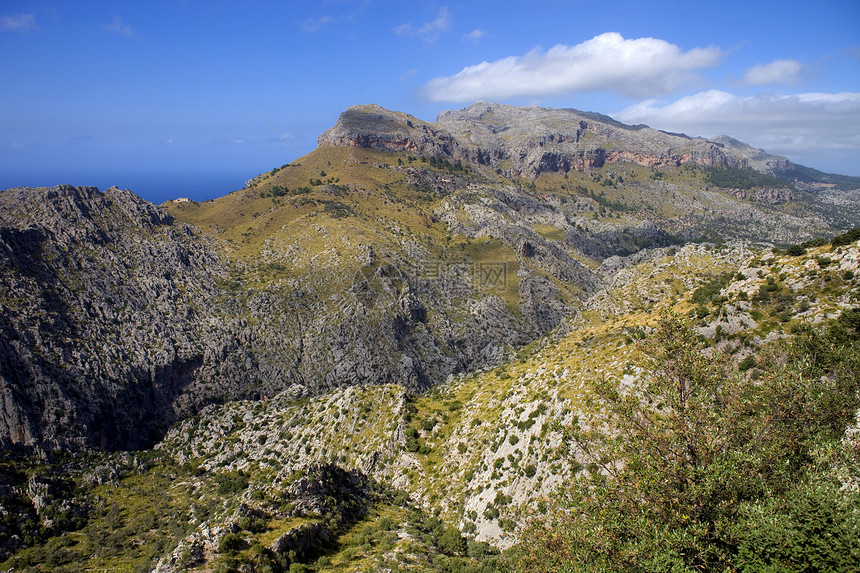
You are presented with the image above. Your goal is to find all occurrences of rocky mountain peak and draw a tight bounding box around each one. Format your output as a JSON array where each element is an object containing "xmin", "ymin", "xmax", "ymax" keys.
[
  {"xmin": 709, "ymin": 135, "xmax": 793, "ymax": 173},
  {"xmin": 318, "ymin": 102, "xmax": 793, "ymax": 178},
  {"xmin": 318, "ymin": 103, "xmax": 456, "ymax": 158},
  {"xmin": 2, "ymin": 105, "xmax": 857, "ymax": 452}
]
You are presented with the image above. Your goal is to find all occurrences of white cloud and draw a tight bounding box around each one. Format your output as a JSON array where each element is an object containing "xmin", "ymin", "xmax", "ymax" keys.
[
  {"xmin": 615, "ymin": 90, "xmax": 860, "ymax": 161},
  {"xmin": 301, "ymin": 16, "xmax": 332, "ymax": 33},
  {"xmin": 395, "ymin": 7, "xmax": 451, "ymax": 42},
  {"xmin": 422, "ymin": 32, "xmax": 723, "ymax": 101},
  {"xmin": 102, "ymin": 15, "xmax": 134, "ymax": 37},
  {"xmin": 463, "ymin": 28, "xmax": 487, "ymax": 43},
  {"xmin": 214, "ymin": 136, "xmax": 248, "ymax": 145},
  {"xmin": 399, "ymin": 68, "xmax": 419, "ymax": 82},
  {"xmin": 1, "ymin": 13, "xmax": 38, "ymax": 32},
  {"xmin": 743, "ymin": 59, "xmax": 803, "ymax": 86}
]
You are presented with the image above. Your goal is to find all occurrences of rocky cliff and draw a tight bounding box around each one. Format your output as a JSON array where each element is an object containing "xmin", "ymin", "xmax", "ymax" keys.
[
  {"xmin": 0, "ymin": 182, "xmax": 590, "ymax": 450},
  {"xmin": 319, "ymin": 102, "xmax": 797, "ymax": 179},
  {"xmin": 3, "ymin": 102, "xmax": 860, "ymax": 451},
  {"xmin": 2, "ymin": 102, "xmax": 860, "ymax": 572},
  {"xmin": 0, "ymin": 185, "xmax": 249, "ymax": 449}
]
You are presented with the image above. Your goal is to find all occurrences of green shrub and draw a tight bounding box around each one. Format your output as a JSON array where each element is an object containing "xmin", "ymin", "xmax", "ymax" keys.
[
  {"xmin": 515, "ymin": 312, "xmax": 860, "ymax": 573},
  {"xmin": 831, "ymin": 227, "xmax": 860, "ymax": 247},
  {"xmin": 785, "ymin": 244, "xmax": 807, "ymax": 256},
  {"xmin": 437, "ymin": 526, "xmax": 467, "ymax": 555},
  {"xmin": 218, "ymin": 532, "xmax": 243, "ymax": 554},
  {"xmin": 691, "ymin": 272, "xmax": 733, "ymax": 305},
  {"xmin": 732, "ymin": 480, "xmax": 860, "ymax": 571},
  {"xmin": 323, "ymin": 201, "xmax": 354, "ymax": 218},
  {"xmin": 215, "ymin": 472, "xmax": 249, "ymax": 495},
  {"xmin": 705, "ymin": 166, "xmax": 791, "ymax": 190},
  {"xmin": 738, "ymin": 355, "xmax": 757, "ymax": 371}
]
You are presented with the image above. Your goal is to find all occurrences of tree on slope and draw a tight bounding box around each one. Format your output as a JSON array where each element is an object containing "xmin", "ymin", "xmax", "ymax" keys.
[{"xmin": 514, "ymin": 312, "xmax": 860, "ymax": 572}]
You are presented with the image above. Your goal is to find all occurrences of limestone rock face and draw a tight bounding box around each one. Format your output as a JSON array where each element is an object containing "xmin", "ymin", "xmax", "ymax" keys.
[
  {"xmin": 0, "ymin": 186, "xmax": 241, "ymax": 449},
  {"xmin": 319, "ymin": 104, "xmax": 463, "ymax": 161},
  {"xmin": 0, "ymin": 184, "xmax": 589, "ymax": 450},
  {"xmin": 319, "ymin": 102, "xmax": 796, "ymax": 178},
  {"xmin": 2, "ymin": 103, "xmax": 859, "ymax": 453}
]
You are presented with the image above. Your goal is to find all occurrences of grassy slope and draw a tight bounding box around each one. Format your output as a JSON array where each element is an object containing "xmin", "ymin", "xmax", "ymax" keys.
[
  {"xmin": 5, "ymin": 237, "xmax": 855, "ymax": 572},
  {"xmin": 166, "ymin": 146, "xmax": 528, "ymax": 312},
  {"xmin": 4, "ymin": 134, "xmax": 858, "ymax": 571}
]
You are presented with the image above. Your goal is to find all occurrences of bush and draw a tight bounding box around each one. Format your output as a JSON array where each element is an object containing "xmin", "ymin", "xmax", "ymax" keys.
[
  {"xmin": 218, "ymin": 532, "xmax": 243, "ymax": 554},
  {"xmin": 732, "ymin": 480, "xmax": 860, "ymax": 571},
  {"xmin": 515, "ymin": 312, "xmax": 860, "ymax": 573},
  {"xmin": 801, "ymin": 237, "xmax": 829, "ymax": 249},
  {"xmin": 323, "ymin": 201, "xmax": 354, "ymax": 218},
  {"xmin": 785, "ymin": 244, "xmax": 807, "ymax": 256},
  {"xmin": 831, "ymin": 227, "xmax": 860, "ymax": 247},
  {"xmin": 738, "ymin": 355, "xmax": 757, "ymax": 371},
  {"xmin": 437, "ymin": 526, "xmax": 467, "ymax": 555},
  {"xmin": 216, "ymin": 472, "xmax": 249, "ymax": 495},
  {"xmin": 691, "ymin": 272, "xmax": 733, "ymax": 305}
]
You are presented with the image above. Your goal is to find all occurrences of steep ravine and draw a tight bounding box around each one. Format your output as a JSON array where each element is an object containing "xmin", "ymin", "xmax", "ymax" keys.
[{"xmin": 3, "ymin": 101, "xmax": 860, "ymax": 452}]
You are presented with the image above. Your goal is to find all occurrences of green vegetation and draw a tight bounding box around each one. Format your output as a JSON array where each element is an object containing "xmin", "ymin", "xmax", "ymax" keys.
[
  {"xmin": 832, "ymin": 227, "xmax": 860, "ymax": 247},
  {"xmin": 690, "ymin": 271, "xmax": 733, "ymax": 305},
  {"xmin": 260, "ymin": 184, "xmax": 313, "ymax": 198},
  {"xmin": 785, "ymin": 243, "xmax": 807, "ymax": 256},
  {"xmin": 513, "ymin": 311, "xmax": 860, "ymax": 572},
  {"xmin": 1, "ymin": 450, "xmax": 202, "ymax": 573},
  {"xmin": 3, "ymin": 232, "xmax": 859, "ymax": 572},
  {"xmin": 426, "ymin": 156, "xmax": 466, "ymax": 173},
  {"xmin": 705, "ymin": 166, "xmax": 792, "ymax": 190},
  {"xmin": 533, "ymin": 224, "xmax": 566, "ymax": 242},
  {"xmin": 322, "ymin": 200, "xmax": 355, "ymax": 218}
]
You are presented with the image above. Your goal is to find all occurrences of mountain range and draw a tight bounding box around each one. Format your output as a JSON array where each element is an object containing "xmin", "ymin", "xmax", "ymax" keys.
[{"xmin": 1, "ymin": 102, "xmax": 859, "ymax": 572}]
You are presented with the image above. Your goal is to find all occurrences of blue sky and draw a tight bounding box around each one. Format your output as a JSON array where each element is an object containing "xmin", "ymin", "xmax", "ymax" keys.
[{"xmin": 2, "ymin": 1, "xmax": 859, "ymax": 203}]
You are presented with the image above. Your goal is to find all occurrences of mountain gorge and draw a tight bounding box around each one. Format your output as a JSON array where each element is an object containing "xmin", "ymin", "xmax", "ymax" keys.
[{"xmin": 1, "ymin": 102, "xmax": 859, "ymax": 572}]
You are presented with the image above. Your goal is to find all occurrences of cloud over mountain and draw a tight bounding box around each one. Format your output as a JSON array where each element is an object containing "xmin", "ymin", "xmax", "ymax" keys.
[
  {"xmin": 422, "ymin": 33, "xmax": 723, "ymax": 101},
  {"xmin": 616, "ymin": 90, "xmax": 860, "ymax": 157}
]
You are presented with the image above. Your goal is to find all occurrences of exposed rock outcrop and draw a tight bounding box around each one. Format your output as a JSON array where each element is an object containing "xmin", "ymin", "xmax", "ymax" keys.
[
  {"xmin": 0, "ymin": 186, "xmax": 248, "ymax": 449},
  {"xmin": 3, "ymin": 102, "xmax": 859, "ymax": 452},
  {"xmin": 0, "ymin": 184, "xmax": 590, "ymax": 450},
  {"xmin": 319, "ymin": 102, "xmax": 795, "ymax": 178}
]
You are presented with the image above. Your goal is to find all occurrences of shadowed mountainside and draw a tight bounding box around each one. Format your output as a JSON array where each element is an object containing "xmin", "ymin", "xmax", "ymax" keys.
[{"xmin": 2, "ymin": 102, "xmax": 860, "ymax": 451}]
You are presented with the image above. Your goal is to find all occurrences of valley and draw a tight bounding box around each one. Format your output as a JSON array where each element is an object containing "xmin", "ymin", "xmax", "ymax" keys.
[{"xmin": 1, "ymin": 103, "xmax": 859, "ymax": 572}]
